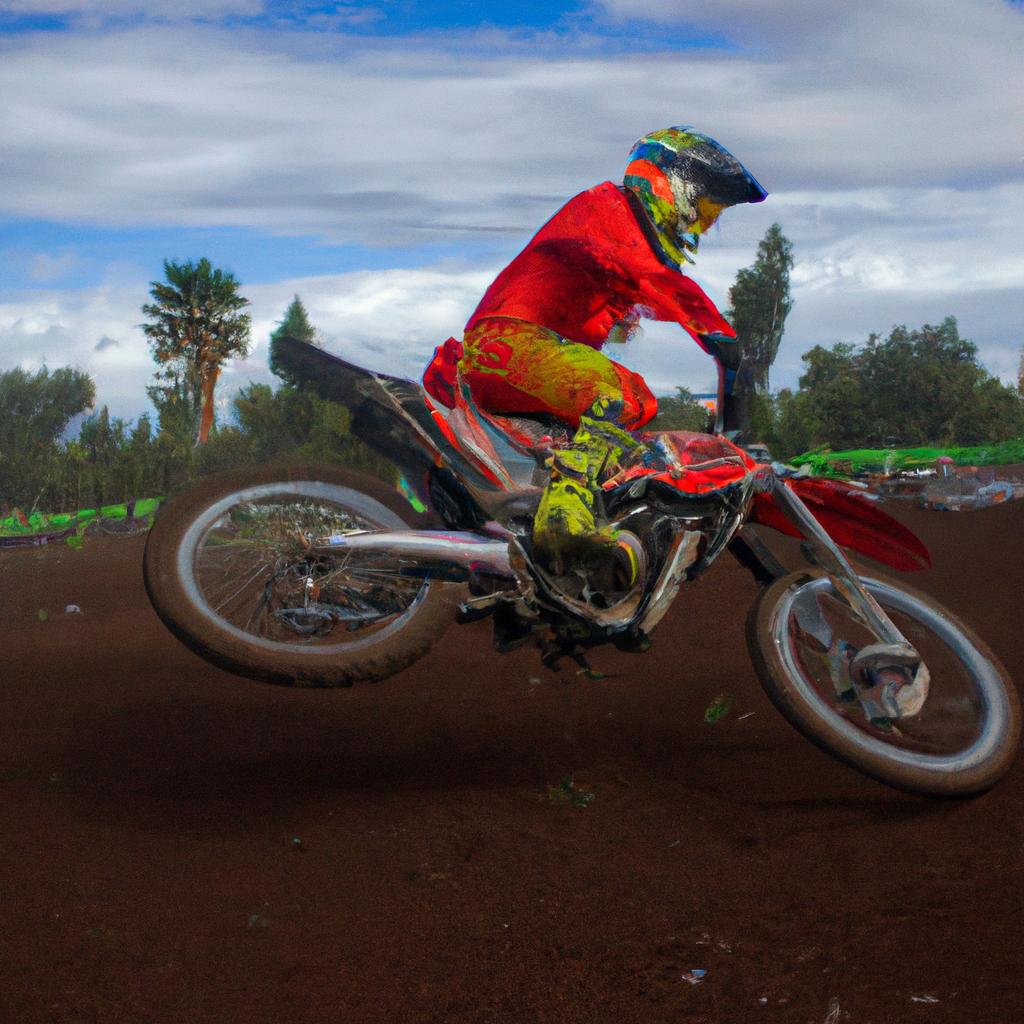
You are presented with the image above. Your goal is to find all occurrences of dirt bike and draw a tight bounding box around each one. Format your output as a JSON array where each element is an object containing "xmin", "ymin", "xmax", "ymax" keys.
[{"xmin": 143, "ymin": 336, "xmax": 1020, "ymax": 797}]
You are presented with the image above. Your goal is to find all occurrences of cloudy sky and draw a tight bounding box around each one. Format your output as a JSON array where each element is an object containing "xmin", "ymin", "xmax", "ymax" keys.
[{"xmin": 2, "ymin": 0, "xmax": 1022, "ymax": 424}]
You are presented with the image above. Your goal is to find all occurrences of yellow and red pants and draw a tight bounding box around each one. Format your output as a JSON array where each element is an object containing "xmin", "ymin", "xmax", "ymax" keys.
[
  {"xmin": 458, "ymin": 317, "xmax": 655, "ymax": 431},
  {"xmin": 458, "ymin": 317, "xmax": 656, "ymax": 546}
]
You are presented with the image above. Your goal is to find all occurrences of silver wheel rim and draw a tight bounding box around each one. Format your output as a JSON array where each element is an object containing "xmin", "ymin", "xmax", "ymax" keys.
[
  {"xmin": 771, "ymin": 575, "xmax": 1012, "ymax": 776},
  {"xmin": 176, "ymin": 480, "xmax": 430, "ymax": 656}
]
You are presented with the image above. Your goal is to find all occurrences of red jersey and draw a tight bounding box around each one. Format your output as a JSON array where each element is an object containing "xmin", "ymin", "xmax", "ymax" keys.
[
  {"xmin": 422, "ymin": 181, "xmax": 733, "ymax": 410},
  {"xmin": 465, "ymin": 181, "xmax": 734, "ymax": 349}
]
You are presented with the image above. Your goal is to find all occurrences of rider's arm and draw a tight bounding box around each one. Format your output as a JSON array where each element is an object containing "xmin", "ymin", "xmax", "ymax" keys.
[
  {"xmin": 628, "ymin": 258, "xmax": 746, "ymax": 432},
  {"xmin": 698, "ymin": 332, "xmax": 742, "ymax": 435},
  {"xmin": 632, "ymin": 266, "xmax": 735, "ymax": 348}
]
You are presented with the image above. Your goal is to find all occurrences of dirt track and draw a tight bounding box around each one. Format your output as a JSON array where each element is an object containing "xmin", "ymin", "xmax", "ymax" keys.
[{"xmin": 1, "ymin": 501, "xmax": 1022, "ymax": 1024}]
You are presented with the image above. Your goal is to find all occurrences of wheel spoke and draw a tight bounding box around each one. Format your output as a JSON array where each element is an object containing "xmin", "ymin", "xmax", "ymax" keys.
[
  {"xmin": 210, "ymin": 561, "xmax": 275, "ymax": 615},
  {"xmin": 191, "ymin": 493, "xmax": 427, "ymax": 646}
]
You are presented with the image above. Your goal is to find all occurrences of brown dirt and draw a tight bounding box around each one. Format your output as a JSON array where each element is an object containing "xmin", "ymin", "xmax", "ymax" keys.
[{"xmin": 1, "ymin": 502, "xmax": 1023, "ymax": 1024}]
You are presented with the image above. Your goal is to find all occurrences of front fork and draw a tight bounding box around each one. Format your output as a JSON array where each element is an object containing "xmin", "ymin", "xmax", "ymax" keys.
[{"xmin": 769, "ymin": 478, "xmax": 930, "ymax": 720}]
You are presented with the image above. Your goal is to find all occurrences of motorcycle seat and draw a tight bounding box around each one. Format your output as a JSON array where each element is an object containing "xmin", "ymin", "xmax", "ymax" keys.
[{"xmin": 473, "ymin": 411, "xmax": 575, "ymax": 451}]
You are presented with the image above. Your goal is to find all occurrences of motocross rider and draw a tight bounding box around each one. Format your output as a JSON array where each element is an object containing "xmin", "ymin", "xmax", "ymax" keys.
[{"xmin": 422, "ymin": 126, "xmax": 767, "ymax": 582}]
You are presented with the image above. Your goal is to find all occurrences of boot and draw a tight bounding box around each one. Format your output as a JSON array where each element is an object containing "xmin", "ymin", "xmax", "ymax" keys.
[{"xmin": 532, "ymin": 448, "xmax": 638, "ymax": 597}]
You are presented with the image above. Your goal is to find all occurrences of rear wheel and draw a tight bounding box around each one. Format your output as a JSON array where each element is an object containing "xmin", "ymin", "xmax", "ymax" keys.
[
  {"xmin": 144, "ymin": 463, "xmax": 457, "ymax": 687},
  {"xmin": 748, "ymin": 568, "xmax": 1020, "ymax": 796}
]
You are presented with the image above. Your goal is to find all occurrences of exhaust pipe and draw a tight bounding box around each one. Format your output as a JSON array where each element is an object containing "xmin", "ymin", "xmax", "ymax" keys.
[{"xmin": 315, "ymin": 530, "xmax": 514, "ymax": 581}]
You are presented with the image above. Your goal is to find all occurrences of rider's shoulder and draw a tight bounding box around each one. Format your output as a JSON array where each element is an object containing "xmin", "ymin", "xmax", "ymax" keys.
[{"xmin": 546, "ymin": 182, "xmax": 640, "ymax": 234}]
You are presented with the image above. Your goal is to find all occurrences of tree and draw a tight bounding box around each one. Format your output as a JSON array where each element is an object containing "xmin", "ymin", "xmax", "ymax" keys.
[
  {"xmin": 141, "ymin": 258, "xmax": 252, "ymax": 446},
  {"xmin": 773, "ymin": 387, "xmax": 821, "ymax": 459},
  {"xmin": 233, "ymin": 382, "xmax": 299, "ymax": 459},
  {"xmin": 775, "ymin": 317, "xmax": 1024, "ymax": 458},
  {"xmin": 727, "ymin": 223, "xmax": 794, "ymax": 436},
  {"xmin": 0, "ymin": 365, "xmax": 95, "ymax": 451},
  {"xmin": 792, "ymin": 341, "xmax": 872, "ymax": 448},
  {"xmin": 0, "ymin": 365, "xmax": 95, "ymax": 509},
  {"xmin": 648, "ymin": 386, "xmax": 710, "ymax": 432},
  {"xmin": 269, "ymin": 294, "xmax": 319, "ymax": 388}
]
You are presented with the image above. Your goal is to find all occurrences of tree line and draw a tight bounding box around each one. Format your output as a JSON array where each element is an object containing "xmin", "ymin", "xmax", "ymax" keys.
[
  {"xmin": 0, "ymin": 279, "xmax": 387, "ymax": 513},
  {"xmin": 769, "ymin": 317, "xmax": 1024, "ymax": 456},
  {"xmin": 3, "ymin": 229, "xmax": 1023, "ymax": 515},
  {"xmin": 651, "ymin": 225, "xmax": 1024, "ymax": 455},
  {"xmin": 650, "ymin": 315, "xmax": 1024, "ymax": 456}
]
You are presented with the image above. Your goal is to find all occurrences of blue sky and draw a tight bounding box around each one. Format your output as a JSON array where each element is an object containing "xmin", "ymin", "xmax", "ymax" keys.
[
  {"xmin": 2, "ymin": 218, "xmax": 493, "ymax": 291},
  {"xmin": 2, "ymin": 0, "xmax": 1022, "ymax": 423},
  {"xmin": 0, "ymin": 0, "xmax": 730, "ymax": 42},
  {"xmin": 0, "ymin": 0, "xmax": 584, "ymax": 33}
]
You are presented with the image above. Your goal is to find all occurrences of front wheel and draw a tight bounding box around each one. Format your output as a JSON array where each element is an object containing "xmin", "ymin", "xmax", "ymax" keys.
[
  {"xmin": 747, "ymin": 568, "xmax": 1020, "ymax": 796},
  {"xmin": 144, "ymin": 463, "xmax": 457, "ymax": 687}
]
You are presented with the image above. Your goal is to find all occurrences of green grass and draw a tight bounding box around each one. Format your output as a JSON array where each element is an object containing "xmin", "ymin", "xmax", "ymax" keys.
[
  {"xmin": 0, "ymin": 498, "xmax": 162, "ymax": 537},
  {"xmin": 791, "ymin": 440, "xmax": 1024, "ymax": 477}
]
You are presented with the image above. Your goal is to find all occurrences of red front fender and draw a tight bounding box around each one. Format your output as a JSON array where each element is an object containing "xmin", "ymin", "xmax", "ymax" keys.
[{"xmin": 748, "ymin": 477, "xmax": 931, "ymax": 572}]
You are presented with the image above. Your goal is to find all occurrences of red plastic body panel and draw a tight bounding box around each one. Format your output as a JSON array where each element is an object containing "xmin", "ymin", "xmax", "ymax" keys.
[{"xmin": 749, "ymin": 477, "xmax": 931, "ymax": 572}]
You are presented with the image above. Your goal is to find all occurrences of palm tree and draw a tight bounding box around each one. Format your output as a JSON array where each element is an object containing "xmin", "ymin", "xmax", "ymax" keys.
[{"xmin": 141, "ymin": 258, "xmax": 252, "ymax": 445}]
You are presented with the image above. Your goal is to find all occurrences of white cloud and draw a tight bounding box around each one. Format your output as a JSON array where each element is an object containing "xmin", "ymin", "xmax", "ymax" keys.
[
  {"xmin": 595, "ymin": 0, "xmax": 1023, "ymax": 66},
  {"xmin": 0, "ymin": 264, "xmax": 499, "ymax": 422},
  {"xmin": 1, "ymin": 5, "xmax": 1022, "ymax": 425},
  {"xmin": 770, "ymin": 184, "xmax": 1024, "ymax": 295},
  {"xmin": 244, "ymin": 265, "xmax": 498, "ymax": 381},
  {"xmin": 299, "ymin": 5, "xmax": 384, "ymax": 30},
  {"xmin": 593, "ymin": 0, "xmax": 840, "ymax": 35},
  {"xmin": 0, "ymin": 284, "xmax": 153, "ymax": 425},
  {"xmin": 1, "ymin": 12, "xmax": 1021, "ymax": 247}
]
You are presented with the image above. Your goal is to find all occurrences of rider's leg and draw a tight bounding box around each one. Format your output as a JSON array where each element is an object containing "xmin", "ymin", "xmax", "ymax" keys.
[
  {"xmin": 459, "ymin": 317, "xmax": 655, "ymax": 576},
  {"xmin": 458, "ymin": 317, "xmax": 655, "ymax": 429},
  {"xmin": 533, "ymin": 398, "xmax": 642, "ymax": 539}
]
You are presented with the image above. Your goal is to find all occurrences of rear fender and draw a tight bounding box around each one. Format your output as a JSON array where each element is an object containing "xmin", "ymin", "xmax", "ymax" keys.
[{"xmin": 272, "ymin": 335, "xmax": 513, "ymax": 498}]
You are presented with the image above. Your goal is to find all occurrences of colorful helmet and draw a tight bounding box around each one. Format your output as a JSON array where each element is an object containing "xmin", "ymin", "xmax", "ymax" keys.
[{"xmin": 624, "ymin": 127, "xmax": 766, "ymax": 261}]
